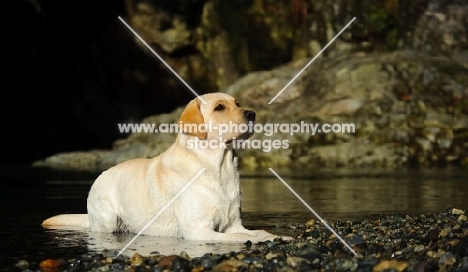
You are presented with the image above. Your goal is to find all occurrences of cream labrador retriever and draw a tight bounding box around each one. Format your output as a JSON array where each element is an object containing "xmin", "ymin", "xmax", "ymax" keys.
[{"xmin": 43, "ymin": 92, "xmax": 285, "ymax": 243}]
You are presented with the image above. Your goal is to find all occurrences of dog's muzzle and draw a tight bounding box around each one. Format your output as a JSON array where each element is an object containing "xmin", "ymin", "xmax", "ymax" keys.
[
  {"xmin": 225, "ymin": 110, "xmax": 256, "ymax": 145},
  {"xmin": 240, "ymin": 110, "xmax": 256, "ymax": 140},
  {"xmin": 244, "ymin": 110, "xmax": 256, "ymax": 122}
]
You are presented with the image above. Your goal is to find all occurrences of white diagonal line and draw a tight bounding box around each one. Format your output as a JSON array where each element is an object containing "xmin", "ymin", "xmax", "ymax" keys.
[
  {"xmin": 268, "ymin": 168, "xmax": 357, "ymax": 255},
  {"xmin": 118, "ymin": 16, "xmax": 206, "ymax": 104},
  {"xmin": 116, "ymin": 168, "xmax": 206, "ymax": 257},
  {"xmin": 268, "ymin": 17, "xmax": 356, "ymax": 104}
]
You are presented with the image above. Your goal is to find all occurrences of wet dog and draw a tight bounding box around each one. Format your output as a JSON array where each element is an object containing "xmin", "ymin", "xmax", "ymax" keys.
[{"xmin": 43, "ymin": 93, "xmax": 287, "ymax": 242}]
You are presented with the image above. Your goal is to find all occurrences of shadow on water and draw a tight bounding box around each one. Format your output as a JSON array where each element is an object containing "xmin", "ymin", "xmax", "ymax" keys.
[{"xmin": 0, "ymin": 165, "xmax": 467, "ymax": 270}]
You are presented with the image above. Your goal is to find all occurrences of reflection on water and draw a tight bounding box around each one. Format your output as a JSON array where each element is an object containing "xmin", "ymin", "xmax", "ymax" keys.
[
  {"xmin": 241, "ymin": 175, "xmax": 468, "ymax": 218},
  {"xmin": 43, "ymin": 227, "xmax": 248, "ymax": 258},
  {"xmin": 89, "ymin": 232, "xmax": 248, "ymax": 257}
]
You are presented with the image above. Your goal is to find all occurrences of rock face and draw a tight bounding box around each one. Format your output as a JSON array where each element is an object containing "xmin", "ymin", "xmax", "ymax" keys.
[
  {"xmin": 33, "ymin": 50, "xmax": 468, "ymax": 171},
  {"xmin": 119, "ymin": 0, "xmax": 468, "ymax": 91},
  {"xmin": 228, "ymin": 51, "xmax": 468, "ymax": 169},
  {"xmin": 32, "ymin": 0, "xmax": 468, "ymax": 171}
]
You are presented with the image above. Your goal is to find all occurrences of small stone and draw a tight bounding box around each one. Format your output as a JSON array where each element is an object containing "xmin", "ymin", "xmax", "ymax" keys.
[
  {"xmin": 457, "ymin": 257, "xmax": 468, "ymax": 270},
  {"xmin": 448, "ymin": 240, "xmax": 459, "ymax": 247},
  {"xmin": 15, "ymin": 260, "xmax": 29, "ymax": 270},
  {"xmin": 145, "ymin": 256, "xmax": 158, "ymax": 266},
  {"xmin": 134, "ymin": 265, "xmax": 150, "ymax": 272},
  {"xmin": 297, "ymin": 246, "xmax": 321, "ymax": 261},
  {"xmin": 242, "ymin": 255, "xmax": 263, "ymax": 264},
  {"xmin": 171, "ymin": 257, "xmax": 191, "ymax": 271},
  {"xmin": 373, "ymin": 259, "xmax": 408, "ymax": 272},
  {"xmin": 200, "ymin": 255, "xmax": 216, "ymax": 270},
  {"xmin": 179, "ymin": 251, "xmax": 191, "ymax": 260},
  {"xmin": 428, "ymin": 249, "xmax": 443, "ymax": 257},
  {"xmin": 265, "ymin": 252, "xmax": 278, "ymax": 260},
  {"xmin": 305, "ymin": 219, "xmax": 315, "ymax": 228},
  {"xmin": 438, "ymin": 252, "xmax": 456, "ymax": 268},
  {"xmin": 102, "ymin": 249, "xmax": 119, "ymax": 258},
  {"xmin": 213, "ymin": 259, "xmax": 246, "ymax": 272},
  {"xmin": 334, "ymin": 257, "xmax": 358, "ymax": 271},
  {"xmin": 236, "ymin": 253, "xmax": 246, "ymax": 260},
  {"xmin": 110, "ymin": 263, "xmax": 126, "ymax": 270},
  {"xmin": 191, "ymin": 265, "xmax": 204, "ymax": 272},
  {"xmin": 426, "ymin": 229, "xmax": 439, "ymax": 243},
  {"xmin": 458, "ymin": 215, "xmax": 467, "ymax": 222},
  {"xmin": 97, "ymin": 264, "xmax": 110, "ymax": 271},
  {"xmin": 266, "ymin": 241, "xmax": 278, "ymax": 250},
  {"xmin": 414, "ymin": 260, "xmax": 428, "ymax": 271},
  {"xmin": 439, "ymin": 229, "xmax": 450, "ymax": 238},
  {"xmin": 263, "ymin": 259, "xmax": 283, "ymax": 272},
  {"xmin": 286, "ymin": 256, "xmax": 309, "ymax": 268},
  {"xmin": 131, "ymin": 253, "xmax": 144, "ymax": 266},
  {"xmin": 158, "ymin": 255, "xmax": 179, "ymax": 270},
  {"xmin": 349, "ymin": 234, "xmax": 365, "ymax": 245},
  {"xmin": 39, "ymin": 259, "xmax": 62, "ymax": 270},
  {"xmin": 306, "ymin": 229, "xmax": 320, "ymax": 238},
  {"xmin": 452, "ymin": 208, "xmax": 464, "ymax": 215},
  {"xmin": 359, "ymin": 257, "xmax": 378, "ymax": 271},
  {"xmin": 414, "ymin": 244, "xmax": 425, "ymax": 252}
]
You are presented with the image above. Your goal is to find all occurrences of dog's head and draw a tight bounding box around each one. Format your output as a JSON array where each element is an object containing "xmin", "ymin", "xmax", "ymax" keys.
[{"xmin": 178, "ymin": 93, "xmax": 255, "ymax": 143}]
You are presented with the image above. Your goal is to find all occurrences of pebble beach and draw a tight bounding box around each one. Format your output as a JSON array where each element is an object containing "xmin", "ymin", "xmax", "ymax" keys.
[{"xmin": 14, "ymin": 208, "xmax": 468, "ymax": 272}]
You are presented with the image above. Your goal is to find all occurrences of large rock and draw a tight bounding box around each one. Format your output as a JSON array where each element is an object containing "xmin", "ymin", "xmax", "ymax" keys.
[
  {"xmin": 120, "ymin": 0, "xmax": 448, "ymax": 92},
  {"xmin": 227, "ymin": 51, "xmax": 468, "ymax": 170},
  {"xmin": 33, "ymin": 50, "xmax": 468, "ymax": 171}
]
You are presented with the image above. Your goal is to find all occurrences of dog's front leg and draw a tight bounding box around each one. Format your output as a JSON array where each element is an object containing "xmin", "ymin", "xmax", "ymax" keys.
[
  {"xmin": 182, "ymin": 217, "xmax": 279, "ymax": 243},
  {"xmin": 183, "ymin": 227, "xmax": 278, "ymax": 243},
  {"xmin": 177, "ymin": 206, "xmax": 277, "ymax": 242},
  {"xmin": 223, "ymin": 221, "xmax": 282, "ymax": 241},
  {"xmin": 224, "ymin": 206, "xmax": 292, "ymax": 241}
]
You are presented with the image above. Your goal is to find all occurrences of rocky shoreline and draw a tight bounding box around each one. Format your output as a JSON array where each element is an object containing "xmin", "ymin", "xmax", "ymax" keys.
[
  {"xmin": 31, "ymin": 49, "xmax": 468, "ymax": 172},
  {"xmin": 15, "ymin": 208, "xmax": 468, "ymax": 272}
]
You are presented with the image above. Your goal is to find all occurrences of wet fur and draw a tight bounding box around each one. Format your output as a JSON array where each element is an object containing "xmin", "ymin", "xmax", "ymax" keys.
[{"xmin": 43, "ymin": 93, "xmax": 288, "ymax": 243}]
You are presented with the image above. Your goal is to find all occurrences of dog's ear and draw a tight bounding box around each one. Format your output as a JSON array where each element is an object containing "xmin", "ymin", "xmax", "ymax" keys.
[{"xmin": 178, "ymin": 98, "xmax": 207, "ymax": 139}]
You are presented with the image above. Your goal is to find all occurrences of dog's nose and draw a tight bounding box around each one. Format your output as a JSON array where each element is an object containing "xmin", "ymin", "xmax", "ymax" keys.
[{"xmin": 244, "ymin": 110, "xmax": 256, "ymax": 121}]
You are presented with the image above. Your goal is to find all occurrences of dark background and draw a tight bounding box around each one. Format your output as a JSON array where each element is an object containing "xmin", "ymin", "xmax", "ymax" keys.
[{"xmin": 6, "ymin": 0, "xmax": 200, "ymax": 166}]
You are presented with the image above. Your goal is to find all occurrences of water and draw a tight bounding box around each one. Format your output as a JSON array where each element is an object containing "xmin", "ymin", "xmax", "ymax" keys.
[{"xmin": 1, "ymin": 165, "xmax": 467, "ymax": 270}]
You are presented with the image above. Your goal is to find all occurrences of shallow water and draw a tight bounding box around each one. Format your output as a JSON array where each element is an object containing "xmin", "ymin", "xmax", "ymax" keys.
[{"xmin": 1, "ymin": 166, "xmax": 467, "ymax": 270}]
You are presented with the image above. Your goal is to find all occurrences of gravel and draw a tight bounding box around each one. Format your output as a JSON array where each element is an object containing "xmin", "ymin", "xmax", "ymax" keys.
[{"xmin": 16, "ymin": 208, "xmax": 468, "ymax": 271}]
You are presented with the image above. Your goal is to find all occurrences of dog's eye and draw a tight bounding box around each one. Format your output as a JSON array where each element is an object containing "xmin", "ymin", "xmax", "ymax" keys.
[
  {"xmin": 214, "ymin": 104, "xmax": 225, "ymax": 111},
  {"xmin": 235, "ymin": 101, "xmax": 240, "ymax": 107}
]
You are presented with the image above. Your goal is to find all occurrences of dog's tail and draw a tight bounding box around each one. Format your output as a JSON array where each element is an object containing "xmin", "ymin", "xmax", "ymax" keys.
[{"xmin": 42, "ymin": 214, "xmax": 90, "ymax": 228}]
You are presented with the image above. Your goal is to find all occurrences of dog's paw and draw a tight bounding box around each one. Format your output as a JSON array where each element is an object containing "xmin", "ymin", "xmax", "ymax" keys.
[
  {"xmin": 243, "ymin": 230, "xmax": 293, "ymax": 243},
  {"xmin": 248, "ymin": 230, "xmax": 273, "ymax": 236}
]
